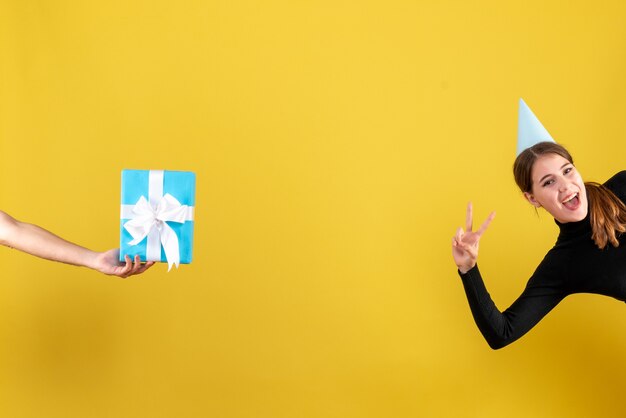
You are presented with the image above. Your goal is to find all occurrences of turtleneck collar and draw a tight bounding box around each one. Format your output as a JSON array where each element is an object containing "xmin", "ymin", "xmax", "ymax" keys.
[{"xmin": 555, "ymin": 205, "xmax": 592, "ymax": 241}]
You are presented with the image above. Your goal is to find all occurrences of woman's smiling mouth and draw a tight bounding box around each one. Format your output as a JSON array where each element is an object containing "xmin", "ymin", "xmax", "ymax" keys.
[{"xmin": 562, "ymin": 192, "xmax": 580, "ymax": 210}]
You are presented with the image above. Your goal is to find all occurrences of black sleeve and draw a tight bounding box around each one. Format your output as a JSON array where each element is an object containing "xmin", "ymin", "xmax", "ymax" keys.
[
  {"xmin": 603, "ymin": 171, "xmax": 626, "ymax": 203},
  {"xmin": 459, "ymin": 263, "xmax": 567, "ymax": 350}
]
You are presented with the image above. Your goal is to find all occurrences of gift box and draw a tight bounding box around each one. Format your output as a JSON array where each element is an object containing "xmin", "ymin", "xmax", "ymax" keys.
[{"xmin": 120, "ymin": 169, "xmax": 196, "ymax": 270}]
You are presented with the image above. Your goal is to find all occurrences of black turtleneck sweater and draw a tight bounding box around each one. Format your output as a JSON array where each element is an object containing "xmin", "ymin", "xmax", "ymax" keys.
[{"xmin": 459, "ymin": 171, "xmax": 626, "ymax": 349}]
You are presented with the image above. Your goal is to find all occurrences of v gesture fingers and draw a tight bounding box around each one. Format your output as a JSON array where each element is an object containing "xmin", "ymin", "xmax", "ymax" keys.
[
  {"xmin": 452, "ymin": 202, "xmax": 496, "ymax": 274},
  {"xmin": 476, "ymin": 210, "xmax": 496, "ymax": 237}
]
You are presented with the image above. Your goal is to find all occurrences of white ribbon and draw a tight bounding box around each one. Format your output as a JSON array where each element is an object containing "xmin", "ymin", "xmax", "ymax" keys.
[{"xmin": 121, "ymin": 170, "xmax": 194, "ymax": 271}]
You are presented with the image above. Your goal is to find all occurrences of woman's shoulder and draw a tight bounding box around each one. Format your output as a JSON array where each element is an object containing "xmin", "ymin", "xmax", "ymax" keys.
[
  {"xmin": 603, "ymin": 171, "xmax": 626, "ymax": 202},
  {"xmin": 605, "ymin": 170, "xmax": 626, "ymax": 181},
  {"xmin": 603, "ymin": 171, "xmax": 626, "ymax": 189}
]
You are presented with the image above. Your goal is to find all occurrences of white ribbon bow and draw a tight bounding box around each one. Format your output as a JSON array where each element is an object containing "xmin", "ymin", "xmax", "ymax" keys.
[{"xmin": 123, "ymin": 193, "xmax": 190, "ymax": 271}]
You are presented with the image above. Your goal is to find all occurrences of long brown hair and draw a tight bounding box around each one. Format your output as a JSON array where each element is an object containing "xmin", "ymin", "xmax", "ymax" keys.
[{"xmin": 513, "ymin": 142, "xmax": 626, "ymax": 249}]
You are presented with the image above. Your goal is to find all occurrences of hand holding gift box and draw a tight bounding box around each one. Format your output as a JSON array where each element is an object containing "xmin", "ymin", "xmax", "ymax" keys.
[{"xmin": 120, "ymin": 169, "xmax": 196, "ymax": 271}]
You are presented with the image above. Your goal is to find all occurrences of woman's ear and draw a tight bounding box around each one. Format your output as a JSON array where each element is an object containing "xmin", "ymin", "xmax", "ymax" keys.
[{"xmin": 524, "ymin": 192, "xmax": 541, "ymax": 208}]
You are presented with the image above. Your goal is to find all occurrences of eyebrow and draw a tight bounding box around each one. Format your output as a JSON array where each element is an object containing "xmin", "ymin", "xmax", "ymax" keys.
[{"xmin": 539, "ymin": 162, "xmax": 572, "ymax": 184}]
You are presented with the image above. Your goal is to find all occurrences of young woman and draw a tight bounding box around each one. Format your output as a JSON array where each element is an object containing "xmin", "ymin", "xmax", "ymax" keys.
[
  {"xmin": 452, "ymin": 141, "xmax": 626, "ymax": 349},
  {"xmin": 0, "ymin": 210, "xmax": 153, "ymax": 278}
]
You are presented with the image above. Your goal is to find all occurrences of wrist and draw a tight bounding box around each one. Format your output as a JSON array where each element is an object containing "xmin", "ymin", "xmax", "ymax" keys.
[
  {"xmin": 458, "ymin": 263, "xmax": 475, "ymax": 275},
  {"xmin": 82, "ymin": 250, "xmax": 101, "ymax": 271}
]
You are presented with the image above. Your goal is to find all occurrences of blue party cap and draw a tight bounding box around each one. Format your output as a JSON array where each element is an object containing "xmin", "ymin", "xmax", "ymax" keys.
[{"xmin": 517, "ymin": 98, "xmax": 555, "ymax": 156}]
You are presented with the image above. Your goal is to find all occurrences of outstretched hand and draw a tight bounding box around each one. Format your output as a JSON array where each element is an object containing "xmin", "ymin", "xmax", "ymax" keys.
[
  {"xmin": 93, "ymin": 249, "xmax": 155, "ymax": 278},
  {"xmin": 452, "ymin": 202, "xmax": 495, "ymax": 274}
]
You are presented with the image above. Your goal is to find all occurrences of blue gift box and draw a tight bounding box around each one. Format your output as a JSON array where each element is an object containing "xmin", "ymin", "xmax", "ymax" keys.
[{"xmin": 120, "ymin": 169, "xmax": 196, "ymax": 269}]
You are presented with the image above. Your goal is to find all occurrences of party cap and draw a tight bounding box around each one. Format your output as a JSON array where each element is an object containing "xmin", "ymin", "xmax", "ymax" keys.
[{"xmin": 517, "ymin": 98, "xmax": 555, "ymax": 156}]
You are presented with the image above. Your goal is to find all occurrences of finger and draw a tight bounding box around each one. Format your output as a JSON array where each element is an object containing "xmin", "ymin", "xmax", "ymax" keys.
[
  {"xmin": 455, "ymin": 227, "xmax": 463, "ymax": 242},
  {"xmin": 452, "ymin": 228, "xmax": 462, "ymax": 247},
  {"xmin": 452, "ymin": 227, "xmax": 464, "ymax": 246},
  {"xmin": 130, "ymin": 255, "xmax": 143, "ymax": 275},
  {"xmin": 135, "ymin": 261, "xmax": 155, "ymax": 274},
  {"xmin": 476, "ymin": 211, "xmax": 496, "ymax": 236},
  {"xmin": 465, "ymin": 202, "xmax": 473, "ymax": 232},
  {"xmin": 457, "ymin": 240, "xmax": 477, "ymax": 259},
  {"xmin": 118, "ymin": 255, "xmax": 132, "ymax": 277}
]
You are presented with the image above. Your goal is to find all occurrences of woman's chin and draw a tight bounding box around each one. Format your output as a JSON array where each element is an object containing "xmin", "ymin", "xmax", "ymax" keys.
[{"xmin": 555, "ymin": 207, "xmax": 588, "ymax": 223}]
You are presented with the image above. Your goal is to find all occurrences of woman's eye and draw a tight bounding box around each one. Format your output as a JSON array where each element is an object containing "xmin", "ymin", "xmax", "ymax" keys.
[
  {"xmin": 564, "ymin": 167, "xmax": 573, "ymax": 174},
  {"xmin": 543, "ymin": 179, "xmax": 554, "ymax": 187}
]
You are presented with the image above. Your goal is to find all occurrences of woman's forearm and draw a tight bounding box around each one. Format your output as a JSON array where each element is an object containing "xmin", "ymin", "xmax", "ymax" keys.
[
  {"xmin": 0, "ymin": 210, "xmax": 153, "ymax": 277},
  {"xmin": 0, "ymin": 210, "xmax": 98, "ymax": 268},
  {"xmin": 459, "ymin": 264, "xmax": 565, "ymax": 349}
]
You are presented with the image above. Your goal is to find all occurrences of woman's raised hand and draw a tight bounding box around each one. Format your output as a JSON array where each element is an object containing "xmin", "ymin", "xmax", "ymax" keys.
[{"xmin": 452, "ymin": 202, "xmax": 495, "ymax": 274}]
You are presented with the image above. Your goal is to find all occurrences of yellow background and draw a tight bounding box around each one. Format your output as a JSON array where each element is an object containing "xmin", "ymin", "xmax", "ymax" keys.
[{"xmin": 2, "ymin": 1, "xmax": 626, "ymax": 417}]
